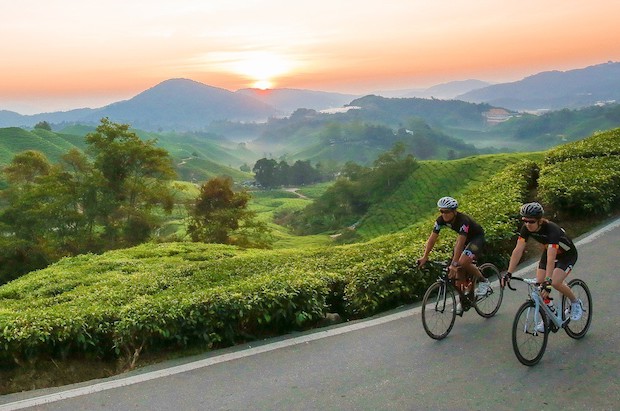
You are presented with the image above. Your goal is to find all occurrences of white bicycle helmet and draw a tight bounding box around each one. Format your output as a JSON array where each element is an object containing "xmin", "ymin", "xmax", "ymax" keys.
[
  {"xmin": 520, "ymin": 202, "xmax": 544, "ymax": 218},
  {"xmin": 437, "ymin": 196, "xmax": 458, "ymax": 210}
]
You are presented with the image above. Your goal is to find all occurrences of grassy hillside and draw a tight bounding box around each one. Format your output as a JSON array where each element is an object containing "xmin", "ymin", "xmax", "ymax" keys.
[
  {"xmin": 0, "ymin": 127, "xmax": 82, "ymax": 164},
  {"xmin": 356, "ymin": 152, "xmax": 544, "ymax": 238},
  {"xmin": 1, "ymin": 126, "xmax": 251, "ymax": 183}
]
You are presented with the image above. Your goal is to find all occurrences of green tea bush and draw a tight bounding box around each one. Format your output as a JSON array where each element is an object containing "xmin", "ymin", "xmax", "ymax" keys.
[
  {"xmin": 539, "ymin": 128, "xmax": 620, "ymax": 216},
  {"xmin": 544, "ymin": 127, "xmax": 620, "ymax": 164},
  {"xmin": 539, "ymin": 156, "xmax": 620, "ymax": 215}
]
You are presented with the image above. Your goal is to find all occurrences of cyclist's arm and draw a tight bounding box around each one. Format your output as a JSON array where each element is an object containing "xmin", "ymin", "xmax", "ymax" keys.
[
  {"xmin": 507, "ymin": 237, "xmax": 526, "ymax": 273},
  {"xmin": 418, "ymin": 231, "xmax": 439, "ymax": 266},
  {"xmin": 452, "ymin": 234, "xmax": 467, "ymax": 266}
]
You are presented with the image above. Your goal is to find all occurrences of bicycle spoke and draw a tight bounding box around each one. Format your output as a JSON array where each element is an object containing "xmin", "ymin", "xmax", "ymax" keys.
[
  {"xmin": 512, "ymin": 301, "xmax": 548, "ymax": 366},
  {"xmin": 422, "ymin": 281, "xmax": 456, "ymax": 340},
  {"xmin": 563, "ymin": 279, "xmax": 593, "ymax": 339},
  {"xmin": 474, "ymin": 263, "xmax": 503, "ymax": 318}
]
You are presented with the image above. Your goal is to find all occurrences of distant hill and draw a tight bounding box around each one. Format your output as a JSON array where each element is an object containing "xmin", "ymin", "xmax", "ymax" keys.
[
  {"xmin": 0, "ymin": 126, "xmax": 252, "ymax": 183},
  {"xmin": 406, "ymin": 79, "xmax": 491, "ymax": 99},
  {"xmin": 236, "ymin": 88, "xmax": 359, "ymax": 115},
  {"xmin": 0, "ymin": 127, "xmax": 84, "ymax": 165},
  {"xmin": 371, "ymin": 79, "xmax": 491, "ymax": 99},
  {"xmin": 0, "ymin": 79, "xmax": 279, "ymax": 132},
  {"xmin": 248, "ymin": 102, "xmax": 483, "ymax": 164},
  {"xmin": 458, "ymin": 61, "xmax": 620, "ymax": 110},
  {"xmin": 346, "ymin": 94, "xmax": 492, "ymax": 129},
  {"xmin": 0, "ymin": 108, "xmax": 95, "ymax": 129},
  {"xmin": 82, "ymin": 79, "xmax": 279, "ymax": 131}
]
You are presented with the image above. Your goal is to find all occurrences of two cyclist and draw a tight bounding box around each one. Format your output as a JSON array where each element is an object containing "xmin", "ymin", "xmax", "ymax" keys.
[
  {"xmin": 503, "ymin": 202, "xmax": 583, "ymax": 325},
  {"xmin": 417, "ymin": 196, "xmax": 490, "ymax": 314}
]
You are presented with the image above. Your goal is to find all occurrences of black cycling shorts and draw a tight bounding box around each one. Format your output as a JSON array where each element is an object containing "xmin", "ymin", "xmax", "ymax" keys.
[
  {"xmin": 463, "ymin": 234, "xmax": 485, "ymax": 259},
  {"xmin": 538, "ymin": 249, "xmax": 578, "ymax": 272}
]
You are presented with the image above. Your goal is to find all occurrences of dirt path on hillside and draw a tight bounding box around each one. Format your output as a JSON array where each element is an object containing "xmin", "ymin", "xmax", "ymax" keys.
[{"xmin": 283, "ymin": 187, "xmax": 309, "ymax": 199}]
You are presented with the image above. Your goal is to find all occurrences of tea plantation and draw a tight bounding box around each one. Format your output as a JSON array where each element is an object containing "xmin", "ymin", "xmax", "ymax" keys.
[{"xmin": 0, "ymin": 128, "xmax": 618, "ymax": 375}]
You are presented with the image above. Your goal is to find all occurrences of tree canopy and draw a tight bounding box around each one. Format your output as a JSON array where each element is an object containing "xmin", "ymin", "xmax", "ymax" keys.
[
  {"xmin": 0, "ymin": 118, "xmax": 178, "ymax": 283},
  {"xmin": 186, "ymin": 176, "xmax": 272, "ymax": 248}
]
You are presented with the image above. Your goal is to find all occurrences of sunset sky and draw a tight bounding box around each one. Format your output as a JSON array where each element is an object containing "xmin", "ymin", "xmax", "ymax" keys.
[{"xmin": 2, "ymin": 0, "xmax": 620, "ymax": 114}]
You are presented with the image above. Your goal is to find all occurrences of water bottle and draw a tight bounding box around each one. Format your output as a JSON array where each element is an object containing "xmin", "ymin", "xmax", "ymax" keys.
[{"xmin": 544, "ymin": 297, "xmax": 556, "ymax": 315}]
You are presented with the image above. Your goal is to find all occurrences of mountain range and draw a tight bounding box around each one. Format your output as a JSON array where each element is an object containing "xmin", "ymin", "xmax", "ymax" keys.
[
  {"xmin": 0, "ymin": 61, "xmax": 619, "ymax": 132},
  {"xmin": 457, "ymin": 61, "xmax": 620, "ymax": 110}
]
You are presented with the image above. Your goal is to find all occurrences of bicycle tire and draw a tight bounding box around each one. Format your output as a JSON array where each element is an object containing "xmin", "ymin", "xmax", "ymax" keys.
[
  {"xmin": 562, "ymin": 278, "xmax": 592, "ymax": 339},
  {"xmin": 421, "ymin": 281, "xmax": 456, "ymax": 340},
  {"xmin": 473, "ymin": 263, "xmax": 503, "ymax": 318},
  {"xmin": 512, "ymin": 300, "xmax": 548, "ymax": 366}
]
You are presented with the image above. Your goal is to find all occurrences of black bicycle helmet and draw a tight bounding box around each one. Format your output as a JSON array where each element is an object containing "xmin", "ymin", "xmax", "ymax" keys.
[
  {"xmin": 520, "ymin": 202, "xmax": 544, "ymax": 218},
  {"xmin": 437, "ymin": 196, "xmax": 458, "ymax": 209}
]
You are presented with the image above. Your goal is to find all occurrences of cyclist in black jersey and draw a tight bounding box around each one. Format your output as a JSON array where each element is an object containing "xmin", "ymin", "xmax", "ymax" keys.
[
  {"xmin": 417, "ymin": 196, "xmax": 489, "ymax": 313},
  {"xmin": 504, "ymin": 202, "xmax": 583, "ymax": 321}
]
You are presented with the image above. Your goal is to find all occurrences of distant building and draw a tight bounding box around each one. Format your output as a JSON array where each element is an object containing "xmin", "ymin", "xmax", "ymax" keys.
[{"xmin": 484, "ymin": 108, "xmax": 512, "ymax": 124}]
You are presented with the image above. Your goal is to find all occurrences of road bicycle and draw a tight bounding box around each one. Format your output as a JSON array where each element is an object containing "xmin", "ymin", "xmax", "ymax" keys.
[
  {"xmin": 421, "ymin": 260, "xmax": 503, "ymax": 340},
  {"xmin": 503, "ymin": 274, "xmax": 592, "ymax": 366}
]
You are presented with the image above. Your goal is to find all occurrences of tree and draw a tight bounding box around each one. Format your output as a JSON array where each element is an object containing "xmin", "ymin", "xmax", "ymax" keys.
[
  {"xmin": 3, "ymin": 150, "xmax": 51, "ymax": 184},
  {"xmin": 34, "ymin": 121, "xmax": 52, "ymax": 131},
  {"xmin": 253, "ymin": 158, "xmax": 278, "ymax": 188},
  {"xmin": 369, "ymin": 142, "xmax": 418, "ymax": 199},
  {"xmin": 0, "ymin": 119, "xmax": 180, "ymax": 281},
  {"xmin": 0, "ymin": 151, "xmax": 86, "ymax": 278},
  {"xmin": 276, "ymin": 160, "xmax": 291, "ymax": 186},
  {"xmin": 187, "ymin": 176, "xmax": 271, "ymax": 247},
  {"xmin": 85, "ymin": 118, "xmax": 176, "ymax": 245},
  {"xmin": 290, "ymin": 160, "xmax": 319, "ymax": 186}
]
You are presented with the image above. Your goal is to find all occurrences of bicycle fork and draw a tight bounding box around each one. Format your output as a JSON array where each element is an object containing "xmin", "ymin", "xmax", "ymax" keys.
[{"xmin": 435, "ymin": 281, "xmax": 448, "ymax": 313}]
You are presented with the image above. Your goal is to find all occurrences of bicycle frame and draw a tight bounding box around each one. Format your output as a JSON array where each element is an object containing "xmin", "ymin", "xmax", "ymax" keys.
[
  {"xmin": 437, "ymin": 263, "xmax": 473, "ymax": 308},
  {"xmin": 510, "ymin": 277, "xmax": 569, "ymax": 333},
  {"xmin": 433, "ymin": 262, "xmax": 475, "ymax": 309}
]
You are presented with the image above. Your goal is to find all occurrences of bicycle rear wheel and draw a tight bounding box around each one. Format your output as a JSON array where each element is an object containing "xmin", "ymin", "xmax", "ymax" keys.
[
  {"xmin": 474, "ymin": 263, "xmax": 503, "ymax": 318},
  {"xmin": 512, "ymin": 301, "xmax": 548, "ymax": 366},
  {"xmin": 421, "ymin": 281, "xmax": 456, "ymax": 340},
  {"xmin": 562, "ymin": 278, "xmax": 592, "ymax": 339}
]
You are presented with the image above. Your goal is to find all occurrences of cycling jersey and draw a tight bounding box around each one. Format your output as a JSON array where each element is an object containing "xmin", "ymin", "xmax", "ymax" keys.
[
  {"xmin": 518, "ymin": 220, "xmax": 578, "ymax": 271},
  {"xmin": 433, "ymin": 212, "xmax": 484, "ymax": 241},
  {"xmin": 518, "ymin": 220, "xmax": 577, "ymax": 256}
]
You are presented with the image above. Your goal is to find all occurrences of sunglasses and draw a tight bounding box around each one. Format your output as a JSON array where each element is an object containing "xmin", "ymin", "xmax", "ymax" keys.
[
  {"xmin": 522, "ymin": 219, "xmax": 538, "ymax": 224},
  {"xmin": 439, "ymin": 209, "xmax": 454, "ymax": 214}
]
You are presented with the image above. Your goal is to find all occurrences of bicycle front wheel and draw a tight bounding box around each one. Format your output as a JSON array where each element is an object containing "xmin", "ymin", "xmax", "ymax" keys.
[
  {"xmin": 562, "ymin": 278, "xmax": 592, "ymax": 339},
  {"xmin": 474, "ymin": 263, "xmax": 503, "ymax": 318},
  {"xmin": 421, "ymin": 281, "xmax": 456, "ymax": 340},
  {"xmin": 512, "ymin": 301, "xmax": 548, "ymax": 366}
]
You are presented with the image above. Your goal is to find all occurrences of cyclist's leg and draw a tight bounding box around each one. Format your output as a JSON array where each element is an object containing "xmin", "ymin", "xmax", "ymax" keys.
[
  {"xmin": 551, "ymin": 254, "xmax": 578, "ymax": 302},
  {"xmin": 536, "ymin": 252, "xmax": 547, "ymax": 284},
  {"xmin": 460, "ymin": 236, "xmax": 485, "ymax": 282},
  {"xmin": 549, "ymin": 267, "xmax": 575, "ymax": 301}
]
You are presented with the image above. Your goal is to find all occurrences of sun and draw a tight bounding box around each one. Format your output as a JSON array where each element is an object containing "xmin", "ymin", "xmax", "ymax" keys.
[
  {"xmin": 253, "ymin": 79, "xmax": 273, "ymax": 90},
  {"xmin": 228, "ymin": 51, "xmax": 293, "ymax": 90}
]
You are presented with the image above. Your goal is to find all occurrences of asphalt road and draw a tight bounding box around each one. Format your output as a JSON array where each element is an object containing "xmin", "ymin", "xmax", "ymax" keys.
[{"xmin": 2, "ymin": 218, "xmax": 619, "ymax": 411}]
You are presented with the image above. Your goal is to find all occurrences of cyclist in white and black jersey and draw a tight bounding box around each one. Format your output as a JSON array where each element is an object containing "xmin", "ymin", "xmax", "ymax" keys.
[
  {"xmin": 417, "ymin": 197, "xmax": 490, "ymax": 313},
  {"xmin": 504, "ymin": 202, "xmax": 583, "ymax": 321}
]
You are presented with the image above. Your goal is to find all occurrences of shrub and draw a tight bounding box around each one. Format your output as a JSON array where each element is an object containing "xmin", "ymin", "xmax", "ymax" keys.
[{"xmin": 539, "ymin": 156, "xmax": 620, "ymax": 215}]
